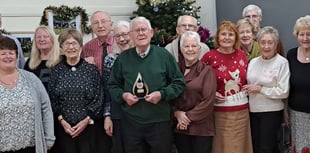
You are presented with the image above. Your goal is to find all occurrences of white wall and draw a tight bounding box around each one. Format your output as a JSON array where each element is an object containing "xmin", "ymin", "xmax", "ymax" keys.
[
  {"xmin": 197, "ymin": 0, "xmax": 217, "ymax": 35},
  {"xmin": 1, "ymin": 0, "xmax": 216, "ymax": 42}
]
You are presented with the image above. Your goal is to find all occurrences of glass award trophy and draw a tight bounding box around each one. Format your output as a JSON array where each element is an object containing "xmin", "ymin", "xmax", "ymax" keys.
[{"xmin": 132, "ymin": 72, "xmax": 149, "ymax": 99}]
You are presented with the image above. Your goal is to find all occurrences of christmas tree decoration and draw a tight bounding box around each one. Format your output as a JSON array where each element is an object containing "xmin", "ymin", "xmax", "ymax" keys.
[{"xmin": 131, "ymin": 0, "xmax": 201, "ymax": 46}]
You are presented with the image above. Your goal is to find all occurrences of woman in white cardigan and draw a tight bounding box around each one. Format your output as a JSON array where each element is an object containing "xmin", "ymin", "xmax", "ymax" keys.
[{"xmin": 243, "ymin": 26, "xmax": 290, "ymax": 153}]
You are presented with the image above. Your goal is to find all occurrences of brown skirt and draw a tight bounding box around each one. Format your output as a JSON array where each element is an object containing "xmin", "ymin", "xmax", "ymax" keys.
[{"xmin": 212, "ymin": 109, "xmax": 253, "ymax": 153}]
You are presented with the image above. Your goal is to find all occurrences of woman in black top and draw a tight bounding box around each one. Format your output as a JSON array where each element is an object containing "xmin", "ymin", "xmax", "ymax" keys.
[
  {"xmin": 48, "ymin": 29, "xmax": 102, "ymax": 153},
  {"xmin": 24, "ymin": 25, "xmax": 61, "ymax": 88},
  {"xmin": 287, "ymin": 15, "xmax": 310, "ymax": 153}
]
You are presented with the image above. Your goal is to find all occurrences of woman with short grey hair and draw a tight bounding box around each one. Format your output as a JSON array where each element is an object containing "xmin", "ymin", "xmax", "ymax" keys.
[
  {"xmin": 173, "ymin": 31, "xmax": 216, "ymax": 153},
  {"xmin": 244, "ymin": 26, "xmax": 290, "ymax": 153}
]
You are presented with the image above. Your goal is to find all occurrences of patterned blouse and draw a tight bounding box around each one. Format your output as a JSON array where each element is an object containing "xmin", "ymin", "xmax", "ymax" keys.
[
  {"xmin": 48, "ymin": 59, "xmax": 102, "ymax": 125},
  {"xmin": 0, "ymin": 71, "xmax": 35, "ymax": 152}
]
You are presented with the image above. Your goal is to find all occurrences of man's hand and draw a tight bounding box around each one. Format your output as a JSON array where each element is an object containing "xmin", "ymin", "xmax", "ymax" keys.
[
  {"xmin": 145, "ymin": 91, "xmax": 161, "ymax": 104},
  {"xmin": 122, "ymin": 92, "xmax": 139, "ymax": 106}
]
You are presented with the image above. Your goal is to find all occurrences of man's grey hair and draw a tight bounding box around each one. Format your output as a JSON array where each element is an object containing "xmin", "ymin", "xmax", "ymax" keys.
[
  {"xmin": 129, "ymin": 16, "xmax": 152, "ymax": 31},
  {"xmin": 242, "ymin": 4, "xmax": 262, "ymax": 17},
  {"xmin": 177, "ymin": 15, "xmax": 198, "ymax": 26}
]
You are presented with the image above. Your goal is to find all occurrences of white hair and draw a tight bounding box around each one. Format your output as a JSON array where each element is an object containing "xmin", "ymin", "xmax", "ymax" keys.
[
  {"xmin": 242, "ymin": 4, "xmax": 262, "ymax": 17},
  {"xmin": 180, "ymin": 31, "xmax": 201, "ymax": 47},
  {"xmin": 130, "ymin": 16, "xmax": 152, "ymax": 31}
]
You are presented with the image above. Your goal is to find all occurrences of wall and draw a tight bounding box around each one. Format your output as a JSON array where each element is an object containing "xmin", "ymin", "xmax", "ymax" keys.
[
  {"xmin": 0, "ymin": 0, "xmax": 217, "ymax": 43},
  {"xmin": 216, "ymin": 0, "xmax": 310, "ymax": 51},
  {"xmin": 0, "ymin": 0, "xmax": 137, "ymax": 42}
]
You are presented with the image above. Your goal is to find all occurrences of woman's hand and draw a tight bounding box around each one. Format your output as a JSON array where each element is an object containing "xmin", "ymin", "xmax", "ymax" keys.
[
  {"xmin": 71, "ymin": 117, "xmax": 89, "ymax": 138},
  {"xmin": 242, "ymin": 84, "xmax": 262, "ymax": 94},
  {"xmin": 174, "ymin": 111, "xmax": 191, "ymax": 130},
  {"xmin": 47, "ymin": 146, "xmax": 52, "ymax": 150},
  {"xmin": 60, "ymin": 119, "xmax": 75, "ymax": 136}
]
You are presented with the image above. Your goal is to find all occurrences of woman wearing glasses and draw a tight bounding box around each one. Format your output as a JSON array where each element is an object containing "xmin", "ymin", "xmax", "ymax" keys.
[
  {"xmin": 103, "ymin": 20, "xmax": 133, "ymax": 153},
  {"xmin": 48, "ymin": 29, "xmax": 102, "ymax": 153}
]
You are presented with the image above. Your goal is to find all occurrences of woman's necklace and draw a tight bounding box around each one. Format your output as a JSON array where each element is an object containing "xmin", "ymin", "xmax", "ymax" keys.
[
  {"xmin": 0, "ymin": 79, "xmax": 17, "ymax": 85},
  {"xmin": 299, "ymin": 47, "xmax": 310, "ymax": 61},
  {"xmin": 0, "ymin": 70, "xmax": 18, "ymax": 86}
]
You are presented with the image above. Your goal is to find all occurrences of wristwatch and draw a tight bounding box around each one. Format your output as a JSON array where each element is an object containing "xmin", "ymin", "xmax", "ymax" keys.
[{"xmin": 86, "ymin": 116, "xmax": 94, "ymax": 125}]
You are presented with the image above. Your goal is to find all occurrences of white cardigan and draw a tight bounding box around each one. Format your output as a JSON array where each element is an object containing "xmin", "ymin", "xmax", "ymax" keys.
[{"xmin": 247, "ymin": 54, "xmax": 290, "ymax": 112}]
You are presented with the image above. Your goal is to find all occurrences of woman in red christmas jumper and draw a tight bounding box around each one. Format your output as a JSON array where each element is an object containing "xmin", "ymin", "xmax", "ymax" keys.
[{"xmin": 201, "ymin": 20, "xmax": 253, "ymax": 153}]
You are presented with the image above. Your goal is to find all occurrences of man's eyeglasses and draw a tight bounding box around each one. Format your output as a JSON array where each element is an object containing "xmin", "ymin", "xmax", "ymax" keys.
[
  {"xmin": 245, "ymin": 15, "xmax": 259, "ymax": 19},
  {"xmin": 131, "ymin": 28, "xmax": 149, "ymax": 34},
  {"xmin": 178, "ymin": 24, "xmax": 197, "ymax": 29},
  {"xmin": 114, "ymin": 32, "xmax": 129, "ymax": 40}
]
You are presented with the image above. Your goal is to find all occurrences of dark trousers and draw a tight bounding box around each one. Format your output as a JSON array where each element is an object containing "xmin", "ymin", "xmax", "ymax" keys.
[
  {"xmin": 175, "ymin": 133, "xmax": 212, "ymax": 153},
  {"xmin": 250, "ymin": 111, "xmax": 283, "ymax": 153},
  {"xmin": 121, "ymin": 116, "xmax": 172, "ymax": 153},
  {"xmin": 53, "ymin": 121, "xmax": 96, "ymax": 153},
  {"xmin": 3, "ymin": 147, "xmax": 35, "ymax": 153},
  {"xmin": 95, "ymin": 118, "xmax": 112, "ymax": 153},
  {"xmin": 111, "ymin": 119, "xmax": 124, "ymax": 153}
]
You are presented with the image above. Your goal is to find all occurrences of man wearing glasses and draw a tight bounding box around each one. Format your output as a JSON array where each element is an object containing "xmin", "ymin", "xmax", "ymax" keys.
[
  {"xmin": 82, "ymin": 10, "xmax": 115, "ymax": 153},
  {"xmin": 108, "ymin": 16, "xmax": 185, "ymax": 153},
  {"xmin": 165, "ymin": 15, "xmax": 209, "ymax": 73},
  {"xmin": 242, "ymin": 4, "xmax": 263, "ymax": 37}
]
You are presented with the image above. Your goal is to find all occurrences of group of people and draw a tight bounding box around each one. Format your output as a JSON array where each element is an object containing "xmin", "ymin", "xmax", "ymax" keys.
[{"xmin": 0, "ymin": 4, "xmax": 309, "ymax": 153}]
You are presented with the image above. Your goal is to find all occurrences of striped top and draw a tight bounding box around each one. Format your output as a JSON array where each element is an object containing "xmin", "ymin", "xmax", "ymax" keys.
[{"xmin": 82, "ymin": 34, "xmax": 114, "ymax": 74}]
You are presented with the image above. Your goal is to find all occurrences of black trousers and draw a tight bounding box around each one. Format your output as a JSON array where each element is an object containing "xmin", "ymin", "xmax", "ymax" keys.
[
  {"xmin": 121, "ymin": 116, "xmax": 172, "ymax": 153},
  {"xmin": 175, "ymin": 133, "xmax": 212, "ymax": 153},
  {"xmin": 95, "ymin": 118, "xmax": 112, "ymax": 153},
  {"xmin": 3, "ymin": 147, "xmax": 35, "ymax": 153},
  {"xmin": 250, "ymin": 111, "xmax": 283, "ymax": 153},
  {"xmin": 53, "ymin": 121, "xmax": 96, "ymax": 153},
  {"xmin": 111, "ymin": 119, "xmax": 124, "ymax": 153}
]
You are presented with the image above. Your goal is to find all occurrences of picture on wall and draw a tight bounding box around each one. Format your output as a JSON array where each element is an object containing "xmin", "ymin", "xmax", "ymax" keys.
[
  {"xmin": 11, "ymin": 32, "xmax": 34, "ymax": 54},
  {"xmin": 47, "ymin": 11, "xmax": 81, "ymax": 34}
]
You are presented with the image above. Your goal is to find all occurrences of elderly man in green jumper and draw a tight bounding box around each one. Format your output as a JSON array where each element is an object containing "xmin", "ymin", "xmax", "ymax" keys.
[{"xmin": 108, "ymin": 16, "xmax": 185, "ymax": 153}]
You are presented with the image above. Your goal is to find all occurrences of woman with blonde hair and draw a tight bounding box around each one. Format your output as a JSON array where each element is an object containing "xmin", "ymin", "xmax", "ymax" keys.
[
  {"xmin": 24, "ymin": 25, "xmax": 61, "ymax": 88},
  {"xmin": 236, "ymin": 18, "xmax": 260, "ymax": 61},
  {"xmin": 287, "ymin": 15, "xmax": 310, "ymax": 153}
]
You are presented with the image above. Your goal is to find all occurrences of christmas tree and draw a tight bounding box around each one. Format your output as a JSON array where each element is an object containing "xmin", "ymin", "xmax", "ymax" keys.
[{"xmin": 131, "ymin": 0, "xmax": 201, "ymax": 47}]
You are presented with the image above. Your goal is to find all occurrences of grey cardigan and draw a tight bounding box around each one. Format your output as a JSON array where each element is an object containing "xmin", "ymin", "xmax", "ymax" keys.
[{"xmin": 20, "ymin": 69, "xmax": 55, "ymax": 153}]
